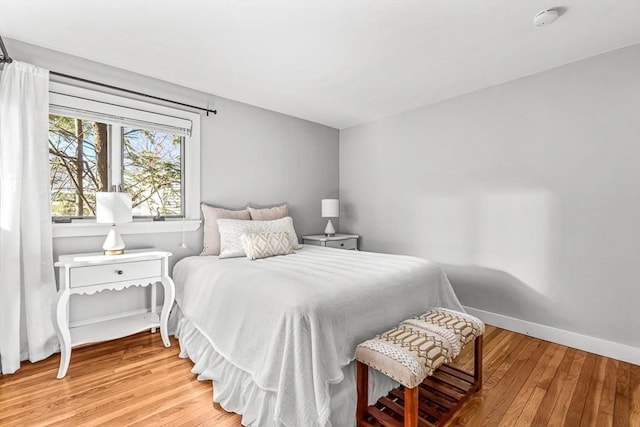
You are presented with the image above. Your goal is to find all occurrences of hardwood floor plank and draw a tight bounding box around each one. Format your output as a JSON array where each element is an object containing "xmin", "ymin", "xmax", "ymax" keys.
[
  {"xmin": 630, "ymin": 362, "xmax": 640, "ymax": 427},
  {"xmin": 174, "ymin": 406, "xmax": 224, "ymax": 427},
  {"xmin": 565, "ymin": 352, "xmax": 598, "ymax": 426},
  {"xmin": 479, "ymin": 330, "xmax": 527, "ymax": 390},
  {"xmin": 580, "ymin": 352, "xmax": 609, "ymax": 426},
  {"xmin": 1, "ymin": 368, "xmax": 157, "ymax": 424},
  {"xmin": 1, "ymin": 327, "xmax": 636, "ymax": 427},
  {"xmin": 613, "ymin": 361, "xmax": 630, "ymax": 427},
  {"xmin": 595, "ymin": 358, "xmax": 618, "ymax": 427},
  {"xmin": 12, "ymin": 368, "xmax": 191, "ymax": 426},
  {"xmin": 0, "ymin": 346, "xmax": 189, "ymax": 422},
  {"xmin": 447, "ymin": 394, "xmax": 483, "ymax": 427},
  {"xmin": 1, "ymin": 353, "xmax": 185, "ymax": 411},
  {"xmin": 514, "ymin": 386, "xmax": 548, "ymax": 426},
  {"xmin": 0, "ymin": 335, "xmax": 171, "ymax": 404},
  {"xmin": 536, "ymin": 343, "xmax": 567, "ymax": 390},
  {"xmin": 497, "ymin": 342, "xmax": 565, "ymax": 426},
  {"xmin": 446, "ymin": 330, "xmax": 527, "ymax": 426},
  {"xmin": 547, "ymin": 350, "xmax": 588, "ymax": 425},
  {"xmin": 116, "ymin": 386, "xmax": 212, "ymax": 426},
  {"xmin": 530, "ymin": 347, "xmax": 578, "ymax": 426},
  {"xmin": 73, "ymin": 373, "xmax": 204, "ymax": 426},
  {"xmin": 176, "ymin": 408, "xmax": 242, "ymax": 427},
  {"xmin": 0, "ymin": 333, "xmax": 242, "ymax": 427},
  {"xmin": 466, "ymin": 339, "xmax": 549, "ymax": 426}
]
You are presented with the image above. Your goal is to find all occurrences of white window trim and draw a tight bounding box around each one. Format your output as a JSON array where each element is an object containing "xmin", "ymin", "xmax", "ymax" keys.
[
  {"xmin": 52, "ymin": 219, "xmax": 201, "ymax": 238},
  {"xmin": 49, "ymin": 82, "xmax": 201, "ymax": 238}
]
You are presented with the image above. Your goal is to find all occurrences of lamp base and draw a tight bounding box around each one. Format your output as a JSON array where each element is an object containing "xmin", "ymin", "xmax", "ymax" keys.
[
  {"xmin": 102, "ymin": 225, "xmax": 126, "ymax": 256},
  {"xmin": 324, "ymin": 219, "xmax": 336, "ymax": 237},
  {"xmin": 104, "ymin": 249, "xmax": 125, "ymax": 256}
]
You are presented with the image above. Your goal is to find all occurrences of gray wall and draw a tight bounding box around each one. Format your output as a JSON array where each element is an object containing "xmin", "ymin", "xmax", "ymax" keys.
[
  {"xmin": 340, "ymin": 45, "xmax": 640, "ymax": 349},
  {"xmin": 6, "ymin": 39, "xmax": 339, "ymax": 323}
]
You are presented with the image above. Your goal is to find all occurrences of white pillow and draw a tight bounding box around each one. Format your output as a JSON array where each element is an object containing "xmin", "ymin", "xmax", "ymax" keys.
[
  {"xmin": 217, "ymin": 216, "xmax": 302, "ymax": 259},
  {"xmin": 242, "ymin": 231, "xmax": 294, "ymax": 260}
]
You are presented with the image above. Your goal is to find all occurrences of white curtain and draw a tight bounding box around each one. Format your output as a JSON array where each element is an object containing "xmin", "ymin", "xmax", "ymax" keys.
[{"xmin": 0, "ymin": 61, "xmax": 58, "ymax": 374}]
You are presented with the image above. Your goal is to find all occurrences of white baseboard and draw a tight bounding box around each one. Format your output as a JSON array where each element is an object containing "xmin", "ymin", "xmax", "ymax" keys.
[{"xmin": 464, "ymin": 306, "xmax": 640, "ymax": 366}]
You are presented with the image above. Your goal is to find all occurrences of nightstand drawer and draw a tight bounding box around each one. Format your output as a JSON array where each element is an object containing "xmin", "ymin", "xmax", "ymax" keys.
[
  {"xmin": 69, "ymin": 259, "xmax": 161, "ymax": 288},
  {"xmin": 325, "ymin": 239, "xmax": 357, "ymax": 250}
]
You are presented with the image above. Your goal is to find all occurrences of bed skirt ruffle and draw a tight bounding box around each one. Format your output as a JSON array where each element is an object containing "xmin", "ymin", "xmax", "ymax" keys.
[
  {"xmin": 171, "ymin": 306, "xmax": 399, "ymax": 427},
  {"xmin": 173, "ymin": 307, "xmax": 277, "ymax": 426}
]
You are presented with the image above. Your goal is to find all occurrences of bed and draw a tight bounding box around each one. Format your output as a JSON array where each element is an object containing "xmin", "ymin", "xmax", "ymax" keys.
[{"xmin": 170, "ymin": 244, "xmax": 463, "ymax": 427}]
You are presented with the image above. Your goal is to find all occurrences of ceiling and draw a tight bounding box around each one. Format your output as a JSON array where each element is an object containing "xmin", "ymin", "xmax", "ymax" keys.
[{"xmin": 0, "ymin": 1, "xmax": 639, "ymax": 129}]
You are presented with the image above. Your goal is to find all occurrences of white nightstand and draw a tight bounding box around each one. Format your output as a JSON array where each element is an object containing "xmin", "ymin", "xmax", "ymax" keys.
[
  {"xmin": 302, "ymin": 234, "xmax": 359, "ymax": 250},
  {"xmin": 53, "ymin": 248, "xmax": 175, "ymax": 379}
]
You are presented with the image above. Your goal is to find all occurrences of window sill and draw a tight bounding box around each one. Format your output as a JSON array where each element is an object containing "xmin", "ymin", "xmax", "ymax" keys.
[{"xmin": 52, "ymin": 219, "xmax": 202, "ymax": 239}]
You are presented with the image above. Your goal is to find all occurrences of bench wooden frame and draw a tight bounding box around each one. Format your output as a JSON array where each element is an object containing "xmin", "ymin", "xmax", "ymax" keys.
[{"xmin": 356, "ymin": 335, "xmax": 482, "ymax": 427}]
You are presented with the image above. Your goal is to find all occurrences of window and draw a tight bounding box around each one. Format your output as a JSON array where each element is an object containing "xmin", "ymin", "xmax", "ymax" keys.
[
  {"xmin": 48, "ymin": 82, "xmax": 201, "ymax": 236},
  {"xmin": 122, "ymin": 127, "xmax": 184, "ymax": 217},
  {"xmin": 49, "ymin": 116, "xmax": 109, "ymax": 217}
]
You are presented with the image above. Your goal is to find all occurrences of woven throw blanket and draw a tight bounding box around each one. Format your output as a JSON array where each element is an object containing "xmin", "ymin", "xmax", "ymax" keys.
[{"xmin": 356, "ymin": 308, "xmax": 484, "ymax": 388}]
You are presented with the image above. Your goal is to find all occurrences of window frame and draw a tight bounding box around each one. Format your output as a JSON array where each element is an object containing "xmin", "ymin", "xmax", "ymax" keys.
[{"xmin": 49, "ymin": 82, "xmax": 201, "ymax": 238}]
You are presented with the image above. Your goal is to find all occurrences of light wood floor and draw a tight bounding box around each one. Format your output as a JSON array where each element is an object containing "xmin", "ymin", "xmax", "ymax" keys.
[{"xmin": 0, "ymin": 325, "xmax": 638, "ymax": 426}]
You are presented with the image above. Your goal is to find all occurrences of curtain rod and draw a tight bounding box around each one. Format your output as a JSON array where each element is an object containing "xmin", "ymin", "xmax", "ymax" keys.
[
  {"xmin": 0, "ymin": 35, "xmax": 216, "ymax": 116},
  {"xmin": 50, "ymin": 71, "xmax": 217, "ymax": 116}
]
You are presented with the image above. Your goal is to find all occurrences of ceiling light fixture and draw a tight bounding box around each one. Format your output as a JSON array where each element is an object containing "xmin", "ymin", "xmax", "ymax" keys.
[{"xmin": 534, "ymin": 9, "xmax": 559, "ymax": 27}]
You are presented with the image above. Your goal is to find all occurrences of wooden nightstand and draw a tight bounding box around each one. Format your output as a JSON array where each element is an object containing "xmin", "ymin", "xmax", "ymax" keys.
[
  {"xmin": 53, "ymin": 248, "xmax": 175, "ymax": 379},
  {"xmin": 302, "ymin": 234, "xmax": 359, "ymax": 250}
]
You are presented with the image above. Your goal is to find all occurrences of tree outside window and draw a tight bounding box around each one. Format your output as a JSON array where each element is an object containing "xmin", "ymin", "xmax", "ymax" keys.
[
  {"xmin": 123, "ymin": 127, "xmax": 183, "ymax": 217},
  {"xmin": 49, "ymin": 114, "xmax": 183, "ymax": 218}
]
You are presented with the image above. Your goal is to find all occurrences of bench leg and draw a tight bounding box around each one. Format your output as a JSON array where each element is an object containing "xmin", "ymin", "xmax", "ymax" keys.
[
  {"xmin": 356, "ymin": 361, "xmax": 369, "ymax": 427},
  {"xmin": 474, "ymin": 335, "xmax": 483, "ymax": 391},
  {"xmin": 404, "ymin": 386, "xmax": 418, "ymax": 427}
]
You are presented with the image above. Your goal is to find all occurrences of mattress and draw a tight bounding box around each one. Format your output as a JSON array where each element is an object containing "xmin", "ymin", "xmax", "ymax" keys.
[{"xmin": 171, "ymin": 245, "xmax": 463, "ymax": 427}]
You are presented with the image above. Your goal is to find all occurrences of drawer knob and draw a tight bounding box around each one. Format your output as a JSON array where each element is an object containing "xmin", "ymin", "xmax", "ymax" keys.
[
  {"xmin": 340, "ymin": 243, "xmax": 344, "ymax": 246},
  {"xmin": 116, "ymin": 270, "xmax": 123, "ymax": 275}
]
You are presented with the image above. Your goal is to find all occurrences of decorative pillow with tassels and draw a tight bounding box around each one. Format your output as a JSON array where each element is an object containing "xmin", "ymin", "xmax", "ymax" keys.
[{"xmin": 241, "ymin": 231, "xmax": 294, "ymax": 260}]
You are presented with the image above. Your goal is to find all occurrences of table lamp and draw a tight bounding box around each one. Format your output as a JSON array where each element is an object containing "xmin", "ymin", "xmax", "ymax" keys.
[
  {"xmin": 96, "ymin": 192, "xmax": 132, "ymax": 255},
  {"xmin": 321, "ymin": 199, "xmax": 339, "ymax": 237}
]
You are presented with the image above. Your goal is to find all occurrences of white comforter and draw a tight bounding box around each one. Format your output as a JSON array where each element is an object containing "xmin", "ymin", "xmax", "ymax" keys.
[{"xmin": 173, "ymin": 245, "xmax": 463, "ymax": 427}]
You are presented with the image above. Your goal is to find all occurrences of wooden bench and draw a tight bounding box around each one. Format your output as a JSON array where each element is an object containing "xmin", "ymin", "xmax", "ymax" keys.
[{"xmin": 355, "ymin": 308, "xmax": 484, "ymax": 427}]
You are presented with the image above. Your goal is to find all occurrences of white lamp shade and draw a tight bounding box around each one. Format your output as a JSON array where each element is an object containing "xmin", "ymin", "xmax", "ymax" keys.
[
  {"xmin": 96, "ymin": 192, "xmax": 133, "ymax": 224},
  {"xmin": 321, "ymin": 199, "xmax": 339, "ymax": 218}
]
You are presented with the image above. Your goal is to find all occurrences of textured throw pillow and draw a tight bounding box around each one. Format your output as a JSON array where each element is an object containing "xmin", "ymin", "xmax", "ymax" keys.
[
  {"xmin": 242, "ymin": 231, "xmax": 294, "ymax": 260},
  {"xmin": 200, "ymin": 204, "xmax": 251, "ymax": 256},
  {"xmin": 247, "ymin": 203, "xmax": 288, "ymax": 220},
  {"xmin": 217, "ymin": 216, "xmax": 302, "ymax": 259}
]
